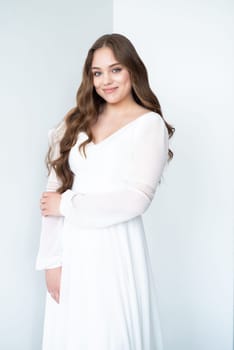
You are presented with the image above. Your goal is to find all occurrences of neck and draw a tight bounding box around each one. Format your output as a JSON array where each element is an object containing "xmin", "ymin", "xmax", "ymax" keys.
[{"xmin": 103, "ymin": 96, "xmax": 138, "ymax": 117}]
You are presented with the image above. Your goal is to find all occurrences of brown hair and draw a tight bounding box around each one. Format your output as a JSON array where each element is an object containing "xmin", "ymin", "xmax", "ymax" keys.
[{"xmin": 47, "ymin": 33, "xmax": 175, "ymax": 193}]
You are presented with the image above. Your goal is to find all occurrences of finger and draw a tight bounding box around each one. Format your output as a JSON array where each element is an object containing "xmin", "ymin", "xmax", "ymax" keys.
[
  {"xmin": 41, "ymin": 207, "xmax": 49, "ymax": 216},
  {"xmin": 40, "ymin": 204, "xmax": 48, "ymax": 211},
  {"xmin": 40, "ymin": 201, "xmax": 46, "ymax": 208},
  {"xmin": 49, "ymin": 291, "xmax": 60, "ymax": 303},
  {"xmin": 54, "ymin": 292, "xmax": 60, "ymax": 304}
]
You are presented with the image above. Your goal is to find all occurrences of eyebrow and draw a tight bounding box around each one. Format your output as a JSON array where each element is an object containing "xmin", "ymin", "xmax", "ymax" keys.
[{"xmin": 91, "ymin": 62, "xmax": 121, "ymax": 70}]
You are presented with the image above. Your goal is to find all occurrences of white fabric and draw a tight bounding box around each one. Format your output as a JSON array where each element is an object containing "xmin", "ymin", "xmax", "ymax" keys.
[{"xmin": 36, "ymin": 112, "xmax": 169, "ymax": 350}]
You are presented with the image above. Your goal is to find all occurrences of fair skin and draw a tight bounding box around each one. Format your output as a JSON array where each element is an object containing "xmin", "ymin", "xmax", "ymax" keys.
[{"xmin": 40, "ymin": 46, "xmax": 150, "ymax": 303}]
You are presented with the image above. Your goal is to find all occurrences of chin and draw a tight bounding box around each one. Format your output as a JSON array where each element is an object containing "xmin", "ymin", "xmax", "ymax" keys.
[{"xmin": 103, "ymin": 96, "xmax": 121, "ymax": 104}]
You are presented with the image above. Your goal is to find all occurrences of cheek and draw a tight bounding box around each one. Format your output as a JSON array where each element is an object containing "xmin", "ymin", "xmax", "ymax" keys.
[
  {"xmin": 119, "ymin": 71, "xmax": 131, "ymax": 86},
  {"xmin": 93, "ymin": 78, "xmax": 99, "ymax": 89}
]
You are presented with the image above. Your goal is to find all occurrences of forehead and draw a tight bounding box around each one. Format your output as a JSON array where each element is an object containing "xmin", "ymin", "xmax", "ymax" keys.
[{"xmin": 91, "ymin": 47, "xmax": 118, "ymax": 68}]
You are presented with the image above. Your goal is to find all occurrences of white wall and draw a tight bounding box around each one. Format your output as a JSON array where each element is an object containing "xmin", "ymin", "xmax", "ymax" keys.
[
  {"xmin": 114, "ymin": 1, "xmax": 233, "ymax": 350},
  {"xmin": 0, "ymin": 1, "xmax": 112, "ymax": 349}
]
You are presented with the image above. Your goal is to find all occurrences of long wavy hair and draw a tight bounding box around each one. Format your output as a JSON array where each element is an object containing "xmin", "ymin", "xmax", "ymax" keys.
[{"xmin": 47, "ymin": 33, "xmax": 175, "ymax": 193}]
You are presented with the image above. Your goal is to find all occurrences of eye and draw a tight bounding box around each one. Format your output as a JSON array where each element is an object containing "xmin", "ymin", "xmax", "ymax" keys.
[
  {"xmin": 93, "ymin": 71, "xmax": 101, "ymax": 77},
  {"xmin": 112, "ymin": 67, "xmax": 122, "ymax": 73}
]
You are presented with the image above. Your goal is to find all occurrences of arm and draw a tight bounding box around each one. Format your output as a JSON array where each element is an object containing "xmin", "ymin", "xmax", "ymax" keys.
[
  {"xmin": 35, "ymin": 129, "xmax": 64, "ymax": 270},
  {"xmin": 60, "ymin": 115, "xmax": 169, "ymax": 228}
]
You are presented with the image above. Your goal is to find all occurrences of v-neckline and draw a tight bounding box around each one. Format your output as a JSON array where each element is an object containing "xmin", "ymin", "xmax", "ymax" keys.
[{"xmin": 89, "ymin": 111, "xmax": 154, "ymax": 147}]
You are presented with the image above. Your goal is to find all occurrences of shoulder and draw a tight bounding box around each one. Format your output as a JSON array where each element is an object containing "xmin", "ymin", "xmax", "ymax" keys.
[
  {"xmin": 48, "ymin": 120, "xmax": 66, "ymax": 145},
  {"xmin": 132, "ymin": 112, "xmax": 169, "ymax": 154},
  {"xmin": 137, "ymin": 112, "xmax": 168, "ymax": 134}
]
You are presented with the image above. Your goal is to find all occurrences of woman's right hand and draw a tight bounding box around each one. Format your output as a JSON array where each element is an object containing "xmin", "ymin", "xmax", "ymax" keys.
[{"xmin": 45, "ymin": 266, "xmax": 62, "ymax": 304}]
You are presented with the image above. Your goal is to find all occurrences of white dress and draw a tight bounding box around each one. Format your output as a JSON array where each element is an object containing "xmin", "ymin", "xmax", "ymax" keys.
[{"xmin": 36, "ymin": 111, "xmax": 169, "ymax": 350}]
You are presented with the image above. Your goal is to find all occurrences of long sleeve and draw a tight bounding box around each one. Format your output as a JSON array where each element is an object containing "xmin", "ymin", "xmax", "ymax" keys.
[
  {"xmin": 59, "ymin": 115, "xmax": 169, "ymax": 228},
  {"xmin": 35, "ymin": 128, "xmax": 64, "ymax": 271}
]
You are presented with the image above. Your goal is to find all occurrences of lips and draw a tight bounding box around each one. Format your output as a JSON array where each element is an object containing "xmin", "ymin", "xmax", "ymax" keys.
[{"xmin": 103, "ymin": 87, "xmax": 118, "ymax": 94}]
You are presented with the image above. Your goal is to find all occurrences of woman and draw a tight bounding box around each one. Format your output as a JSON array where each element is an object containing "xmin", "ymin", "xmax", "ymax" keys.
[{"xmin": 36, "ymin": 33, "xmax": 174, "ymax": 350}]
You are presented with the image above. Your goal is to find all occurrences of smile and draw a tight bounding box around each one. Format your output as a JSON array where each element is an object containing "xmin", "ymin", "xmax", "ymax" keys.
[{"xmin": 103, "ymin": 87, "xmax": 118, "ymax": 94}]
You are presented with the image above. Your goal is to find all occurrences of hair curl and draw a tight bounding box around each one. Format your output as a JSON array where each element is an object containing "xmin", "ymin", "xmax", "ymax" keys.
[{"xmin": 47, "ymin": 33, "xmax": 175, "ymax": 193}]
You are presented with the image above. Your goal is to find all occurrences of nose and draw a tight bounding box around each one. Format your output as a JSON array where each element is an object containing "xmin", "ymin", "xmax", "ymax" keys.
[{"xmin": 102, "ymin": 71, "xmax": 112, "ymax": 85}]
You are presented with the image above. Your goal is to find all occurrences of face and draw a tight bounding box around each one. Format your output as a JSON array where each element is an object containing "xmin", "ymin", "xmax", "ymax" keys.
[{"xmin": 91, "ymin": 47, "xmax": 132, "ymax": 105}]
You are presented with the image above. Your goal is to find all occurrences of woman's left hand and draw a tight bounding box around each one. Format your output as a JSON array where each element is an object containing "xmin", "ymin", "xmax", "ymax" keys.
[{"xmin": 40, "ymin": 192, "xmax": 62, "ymax": 216}]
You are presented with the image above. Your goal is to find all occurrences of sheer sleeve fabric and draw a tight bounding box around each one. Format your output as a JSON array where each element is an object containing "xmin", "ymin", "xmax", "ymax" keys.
[
  {"xmin": 35, "ymin": 129, "xmax": 64, "ymax": 271},
  {"xmin": 60, "ymin": 115, "xmax": 169, "ymax": 228}
]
